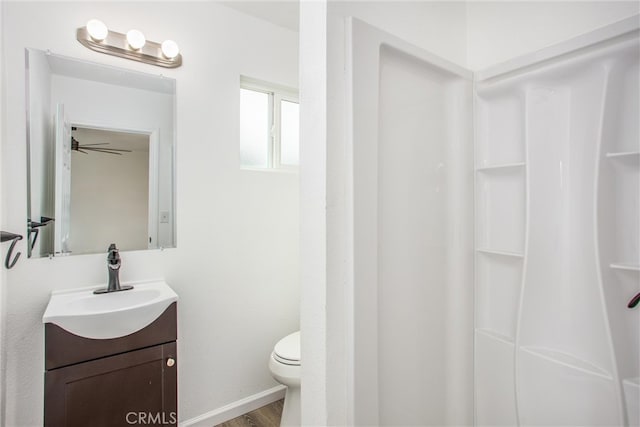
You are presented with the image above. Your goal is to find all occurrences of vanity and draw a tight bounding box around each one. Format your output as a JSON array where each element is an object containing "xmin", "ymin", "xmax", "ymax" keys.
[
  {"xmin": 25, "ymin": 26, "xmax": 180, "ymax": 427},
  {"xmin": 42, "ymin": 281, "xmax": 178, "ymax": 427}
]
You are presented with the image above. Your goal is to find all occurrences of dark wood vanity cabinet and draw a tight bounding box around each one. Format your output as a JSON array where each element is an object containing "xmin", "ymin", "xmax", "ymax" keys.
[{"xmin": 44, "ymin": 303, "xmax": 177, "ymax": 427}]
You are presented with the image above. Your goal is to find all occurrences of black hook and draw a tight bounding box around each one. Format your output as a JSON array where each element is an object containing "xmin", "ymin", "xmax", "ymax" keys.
[
  {"xmin": 28, "ymin": 217, "xmax": 54, "ymax": 251},
  {"xmin": 1, "ymin": 231, "xmax": 23, "ymax": 269},
  {"xmin": 30, "ymin": 228, "xmax": 40, "ymax": 251},
  {"xmin": 628, "ymin": 292, "xmax": 640, "ymax": 309}
]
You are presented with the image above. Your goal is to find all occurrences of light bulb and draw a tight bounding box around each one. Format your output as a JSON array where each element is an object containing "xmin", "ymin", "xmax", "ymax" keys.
[
  {"xmin": 126, "ymin": 29, "xmax": 146, "ymax": 50},
  {"xmin": 161, "ymin": 40, "xmax": 180, "ymax": 59},
  {"xmin": 86, "ymin": 19, "xmax": 108, "ymax": 41}
]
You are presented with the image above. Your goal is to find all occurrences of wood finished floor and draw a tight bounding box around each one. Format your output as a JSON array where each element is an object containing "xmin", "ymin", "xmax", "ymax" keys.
[{"xmin": 215, "ymin": 399, "xmax": 284, "ymax": 427}]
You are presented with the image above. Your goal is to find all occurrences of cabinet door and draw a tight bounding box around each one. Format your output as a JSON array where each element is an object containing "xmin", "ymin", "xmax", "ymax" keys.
[{"xmin": 45, "ymin": 342, "xmax": 177, "ymax": 427}]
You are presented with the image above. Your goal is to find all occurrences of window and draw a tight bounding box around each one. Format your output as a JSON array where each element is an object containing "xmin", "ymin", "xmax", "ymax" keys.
[{"xmin": 240, "ymin": 77, "xmax": 299, "ymax": 169}]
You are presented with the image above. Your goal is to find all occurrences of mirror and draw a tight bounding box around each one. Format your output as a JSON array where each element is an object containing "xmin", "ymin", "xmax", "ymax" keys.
[{"xmin": 26, "ymin": 49, "xmax": 176, "ymax": 257}]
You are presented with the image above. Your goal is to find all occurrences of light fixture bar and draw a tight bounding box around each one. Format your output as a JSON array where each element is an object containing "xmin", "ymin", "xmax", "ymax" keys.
[{"xmin": 77, "ymin": 26, "xmax": 182, "ymax": 68}]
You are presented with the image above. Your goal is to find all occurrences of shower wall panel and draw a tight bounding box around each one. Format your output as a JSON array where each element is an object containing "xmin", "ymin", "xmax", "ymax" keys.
[
  {"xmin": 474, "ymin": 86, "xmax": 526, "ymax": 427},
  {"xmin": 475, "ymin": 28, "xmax": 639, "ymax": 427},
  {"xmin": 598, "ymin": 37, "xmax": 640, "ymax": 427},
  {"xmin": 351, "ymin": 15, "xmax": 639, "ymax": 427},
  {"xmin": 377, "ymin": 46, "xmax": 469, "ymax": 426},
  {"xmin": 351, "ymin": 19, "xmax": 474, "ymax": 426}
]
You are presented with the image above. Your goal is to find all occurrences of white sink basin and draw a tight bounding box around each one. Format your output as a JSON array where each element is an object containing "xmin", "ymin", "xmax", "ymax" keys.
[{"xmin": 43, "ymin": 280, "xmax": 178, "ymax": 339}]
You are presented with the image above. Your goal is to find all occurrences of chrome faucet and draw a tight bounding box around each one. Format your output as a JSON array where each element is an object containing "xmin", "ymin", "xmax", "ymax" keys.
[{"xmin": 94, "ymin": 243, "xmax": 133, "ymax": 294}]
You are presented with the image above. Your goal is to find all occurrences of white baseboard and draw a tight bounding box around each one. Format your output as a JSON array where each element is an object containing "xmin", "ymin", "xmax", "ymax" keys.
[{"xmin": 179, "ymin": 385, "xmax": 287, "ymax": 427}]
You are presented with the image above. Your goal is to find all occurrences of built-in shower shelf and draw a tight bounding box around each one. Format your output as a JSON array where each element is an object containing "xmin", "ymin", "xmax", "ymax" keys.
[
  {"xmin": 476, "ymin": 328, "xmax": 514, "ymax": 345},
  {"xmin": 624, "ymin": 377, "xmax": 640, "ymax": 387},
  {"xmin": 520, "ymin": 346, "xmax": 613, "ymax": 380},
  {"xmin": 477, "ymin": 248, "xmax": 524, "ymax": 258},
  {"xmin": 606, "ymin": 151, "xmax": 640, "ymax": 166},
  {"xmin": 606, "ymin": 151, "xmax": 640, "ymax": 159},
  {"xmin": 476, "ymin": 162, "xmax": 526, "ymax": 172},
  {"xmin": 609, "ymin": 263, "xmax": 640, "ymax": 272}
]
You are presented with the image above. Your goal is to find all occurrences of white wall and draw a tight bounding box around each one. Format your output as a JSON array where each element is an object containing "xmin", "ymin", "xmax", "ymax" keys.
[
  {"xmin": 467, "ymin": 1, "xmax": 640, "ymax": 70},
  {"xmin": 299, "ymin": 2, "xmax": 328, "ymax": 426},
  {"xmin": 1, "ymin": 2, "xmax": 299, "ymax": 426},
  {"xmin": 0, "ymin": 0, "xmax": 6, "ymax": 424},
  {"xmin": 70, "ymin": 147, "xmax": 149, "ymax": 254}
]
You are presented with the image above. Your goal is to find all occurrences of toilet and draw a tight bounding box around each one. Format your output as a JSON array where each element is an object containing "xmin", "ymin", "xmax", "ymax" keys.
[{"xmin": 269, "ymin": 331, "xmax": 300, "ymax": 427}]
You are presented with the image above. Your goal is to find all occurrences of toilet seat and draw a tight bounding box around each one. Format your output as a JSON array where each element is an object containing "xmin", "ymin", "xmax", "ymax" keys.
[
  {"xmin": 273, "ymin": 331, "xmax": 300, "ymax": 366},
  {"xmin": 269, "ymin": 331, "xmax": 301, "ymax": 427}
]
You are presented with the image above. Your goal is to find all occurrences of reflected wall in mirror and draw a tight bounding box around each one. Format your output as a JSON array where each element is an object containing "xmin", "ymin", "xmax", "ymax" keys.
[
  {"xmin": 68, "ymin": 127, "xmax": 152, "ymax": 254},
  {"xmin": 26, "ymin": 48, "xmax": 176, "ymax": 257}
]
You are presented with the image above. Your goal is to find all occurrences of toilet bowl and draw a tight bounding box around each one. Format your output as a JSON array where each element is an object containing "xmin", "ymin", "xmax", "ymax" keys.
[{"xmin": 269, "ymin": 331, "xmax": 300, "ymax": 427}]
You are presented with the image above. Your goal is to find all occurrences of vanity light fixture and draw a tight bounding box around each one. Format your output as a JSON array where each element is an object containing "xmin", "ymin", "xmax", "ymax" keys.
[
  {"xmin": 86, "ymin": 19, "xmax": 108, "ymax": 41},
  {"xmin": 77, "ymin": 20, "xmax": 182, "ymax": 68},
  {"xmin": 126, "ymin": 29, "xmax": 146, "ymax": 50},
  {"xmin": 161, "ymin": 40, "xmax": 180, "ymax": 59}
]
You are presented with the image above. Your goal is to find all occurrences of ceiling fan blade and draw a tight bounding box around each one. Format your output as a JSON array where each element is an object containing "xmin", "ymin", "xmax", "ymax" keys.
[
  {"xmin": 83, "ymin": 148, "xmax": 124, "ymax": 155},
  {"xmin": 78, "ymin": 142, "xmax": 110, "ymax": 146},
  {"xmin": 80, "ymin": 146, "xmax": 132, "ymax": 152}
]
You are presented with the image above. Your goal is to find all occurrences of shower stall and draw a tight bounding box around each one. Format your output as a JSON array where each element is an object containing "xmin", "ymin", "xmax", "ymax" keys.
[{"xmin": 349, "ymin": 15, "xmax": 639, "ymax": 426}]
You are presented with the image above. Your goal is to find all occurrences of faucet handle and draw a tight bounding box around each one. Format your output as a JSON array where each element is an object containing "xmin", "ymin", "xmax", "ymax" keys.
[
  {"xmin": 94, "ymin": 243, "xmax": 131, "ymax": 294},
  {"xmin": 107, "ymin": 243, "xmax": 121, "ymax": 264}
]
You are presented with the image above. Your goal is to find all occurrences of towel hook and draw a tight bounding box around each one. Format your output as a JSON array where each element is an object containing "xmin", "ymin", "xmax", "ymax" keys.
[
  {"xmin": 628, "ymin": 292, "xmax": 640, "ymax": 309},
  {"xmin": 1, "ymin": 231, "xmax": 23, "ymax": 269},
  {"xmin": 28, "ymin": 217, "xmax": 54, "ymax": 251}
]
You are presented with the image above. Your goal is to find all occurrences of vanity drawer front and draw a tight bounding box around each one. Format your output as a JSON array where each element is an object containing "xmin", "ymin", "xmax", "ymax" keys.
[
  {"xmin": 45, "ymin": 341, "xmax": 177, "ymax": 427},
  {"xmin": 45, "ymin": 302, "xmax": 176, "ymax": 370}
]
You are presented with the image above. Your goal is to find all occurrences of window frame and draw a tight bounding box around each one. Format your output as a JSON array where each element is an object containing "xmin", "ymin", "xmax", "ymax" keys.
[{"xmin": 240, "ymin": 77, "xmax": 299, "ymax": 170}]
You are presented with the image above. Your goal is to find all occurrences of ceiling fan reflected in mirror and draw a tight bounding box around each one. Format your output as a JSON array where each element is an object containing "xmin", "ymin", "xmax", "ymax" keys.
[{"xmin": 71, "ymin": 126, "xmax": 132, "ymax": 155}]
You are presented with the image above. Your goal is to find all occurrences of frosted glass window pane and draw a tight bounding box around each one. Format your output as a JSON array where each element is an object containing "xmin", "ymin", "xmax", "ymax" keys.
[
  {"xmin": 240, "ymin": 88, "xmax": 270, "ymax": 167},
  {"xmin": 280, "ymin": 100, "xmax": 299, "ymax": 165}
]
